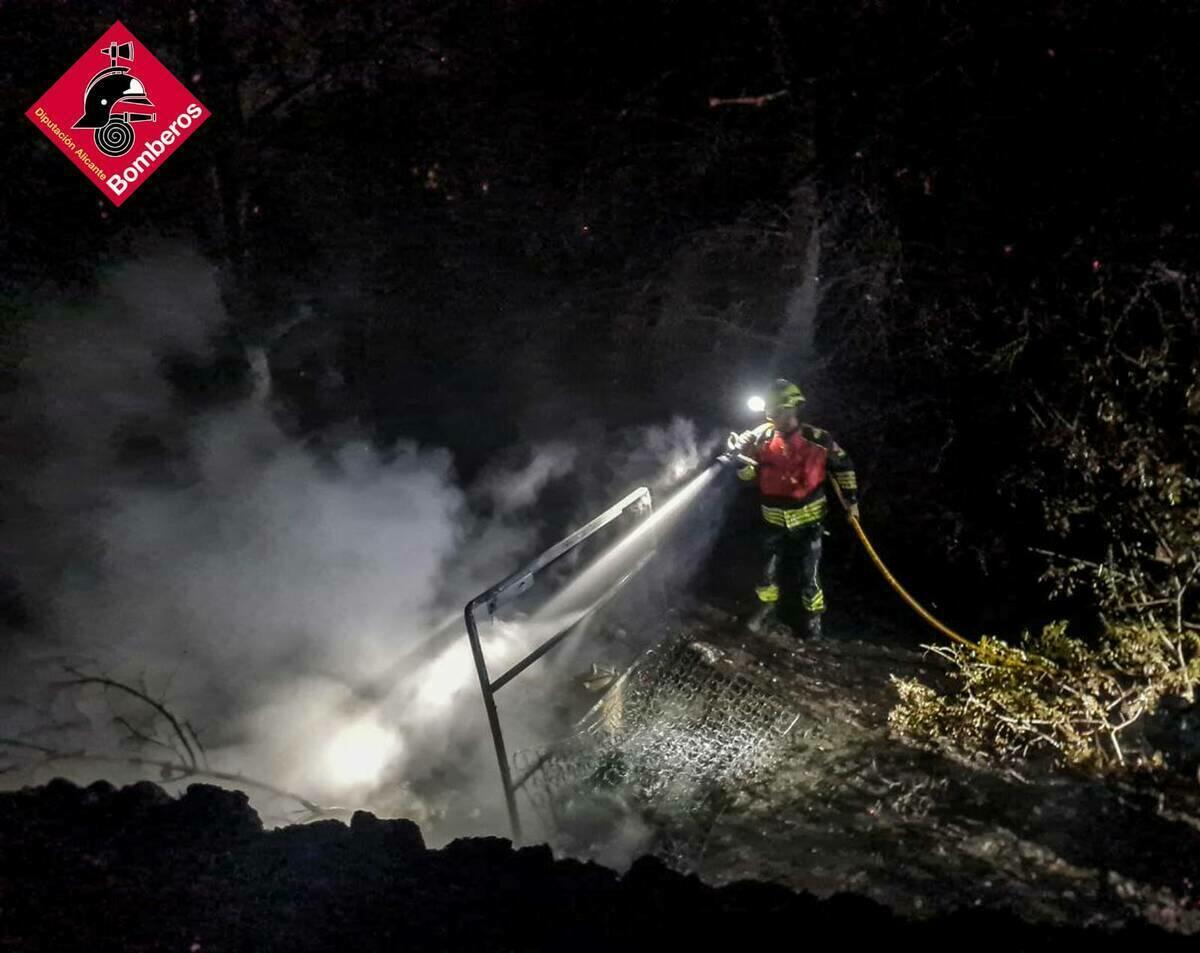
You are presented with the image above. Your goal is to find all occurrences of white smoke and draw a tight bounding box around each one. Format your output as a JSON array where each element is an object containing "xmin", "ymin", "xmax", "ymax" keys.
[
  {"xmin": 476, "ymin": 441, "xmax": 578, "ymax": 512},
  {"xmin": 639, "ymin": 416, "xmax": 709, "ymax": 488},
  {"xmin": 0, "ymin": 249, "xmax": 731, "ymax": 850},
  {"xmin": 0, "ymin": 249, "xmax": 523, "ymax": 832}
]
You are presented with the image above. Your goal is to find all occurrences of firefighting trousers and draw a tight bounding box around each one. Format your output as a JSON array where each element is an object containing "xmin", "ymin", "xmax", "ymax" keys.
[{"xmin": 754, "ymin": 521, "xmax": 825, "ymax": 615}]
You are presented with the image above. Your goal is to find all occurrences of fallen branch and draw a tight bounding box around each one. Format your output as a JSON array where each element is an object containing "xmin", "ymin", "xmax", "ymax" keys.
[
  {"xmin": 7, "ymin": 669, "xmax": 328, "ymax": 820},
  {"xmin": 707, "ymin": 89, "xmax": 789, "ymax": 109},
  {"xmin": 0, "ymin": 738, "xmax": 328, "ymax": 818},
  {"xmin": 58, "ymin": 669, "xmax": 200, "ymax": 770}
]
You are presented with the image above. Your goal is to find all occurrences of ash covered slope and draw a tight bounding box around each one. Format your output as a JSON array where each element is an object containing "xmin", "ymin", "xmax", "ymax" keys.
[
  {"xmin": 673, "ymin": 607, "xmax": 1200, "ymax": 934},
  {"xmin": 0, "ymin": 778, "xmax": 1191, "ymax": 951}
]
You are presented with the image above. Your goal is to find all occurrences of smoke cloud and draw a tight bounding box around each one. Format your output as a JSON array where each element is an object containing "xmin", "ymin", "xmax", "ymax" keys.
[{"xmin": 0, "ymin": 249, "xmax": 730, "ymax": 849}]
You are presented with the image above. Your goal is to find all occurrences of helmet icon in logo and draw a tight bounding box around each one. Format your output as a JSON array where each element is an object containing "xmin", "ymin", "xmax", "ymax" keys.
[{"xmin": 72, "ymin": 41, "xmax": 156, "ymax": 158}]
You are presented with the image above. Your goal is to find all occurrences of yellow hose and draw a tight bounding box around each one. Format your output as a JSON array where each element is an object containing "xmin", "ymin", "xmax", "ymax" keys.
[
  {"xmin": 845, "ymin": 514, "xmax": 978, "ymax": 651},
  {"xmin": 827, "ymin": 479, "xmax": 1047, "ymax": 671}
]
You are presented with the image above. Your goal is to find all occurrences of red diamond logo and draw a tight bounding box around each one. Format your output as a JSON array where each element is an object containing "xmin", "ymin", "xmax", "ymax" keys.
[{"xmin": 25, "ymin": 21, "xmax": 211, "ymax": 206}]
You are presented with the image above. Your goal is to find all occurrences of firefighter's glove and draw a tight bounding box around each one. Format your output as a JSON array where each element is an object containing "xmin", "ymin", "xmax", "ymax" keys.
[
  {"xmin": 845, "ymin": 502, "xmax": 861, "ymax": 522},
  {"xmin": 736, "ymin": 462, "xmax": 758, "ymax": 482},
  {"xmin": 726, "ymin": 431, "xmax": 741, "ymax": 452}
]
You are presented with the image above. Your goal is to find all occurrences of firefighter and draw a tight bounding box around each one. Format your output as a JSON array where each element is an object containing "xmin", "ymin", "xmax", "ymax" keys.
[{"xmin": 729, "ymin": 379, "xmax": 859, "ymax": 638}]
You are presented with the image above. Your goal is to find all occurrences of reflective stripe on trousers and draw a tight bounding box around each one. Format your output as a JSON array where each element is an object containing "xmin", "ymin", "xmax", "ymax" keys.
[{"xmin": 755, "ymin": 521, "xmax": 825, "ymax": 613}]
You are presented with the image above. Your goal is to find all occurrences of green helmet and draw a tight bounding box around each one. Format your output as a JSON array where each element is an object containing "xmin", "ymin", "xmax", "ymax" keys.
[{"xmin": 766, "ymin": 378, "xmax": 805, "ymax": 415}]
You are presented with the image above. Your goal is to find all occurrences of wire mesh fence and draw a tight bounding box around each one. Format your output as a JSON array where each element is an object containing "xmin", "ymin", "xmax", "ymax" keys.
[{"xmin": 513, "ymin": 631, "xmax": 799, "ymax": 869}]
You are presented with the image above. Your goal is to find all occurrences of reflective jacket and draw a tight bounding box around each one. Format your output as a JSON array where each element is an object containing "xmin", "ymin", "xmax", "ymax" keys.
[{"xmin": 734, "ymin": 422, "xmax": 858, "ymax": 529}]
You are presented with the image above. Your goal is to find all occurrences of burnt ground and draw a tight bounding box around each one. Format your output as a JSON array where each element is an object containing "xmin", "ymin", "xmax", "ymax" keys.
[
  {"xmin": 0, "ymin": 775, "xmax": 1196, "ymax": 952},
  {"xmin": 642, "ymin": 604, "xmax": 1200, "ymax": 935},
  {"xmin": 4, "ymin": 608, "xmax": 1200, "ymax": 948}
]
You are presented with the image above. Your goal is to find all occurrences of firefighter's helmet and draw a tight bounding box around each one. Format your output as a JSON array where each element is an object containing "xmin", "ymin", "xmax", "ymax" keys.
[
  {"xmin": 73, "ymin": 68, "xmax": 154, "ymax": 129},
  {"xmin": 766, "ymin": 379, "xmax": 805, "ymax": 415}
]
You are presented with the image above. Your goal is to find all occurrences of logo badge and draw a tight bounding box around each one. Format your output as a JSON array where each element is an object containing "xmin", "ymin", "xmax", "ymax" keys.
[{"xmin": 25, "ymin": 21, "xmax": 210, "ymax": 206}]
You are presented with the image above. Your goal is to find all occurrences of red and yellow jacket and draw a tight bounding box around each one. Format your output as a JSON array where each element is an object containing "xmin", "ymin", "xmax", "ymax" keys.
[{"xmin": 734, "ymin": 422, "xmax": 857, "ymax": 529}]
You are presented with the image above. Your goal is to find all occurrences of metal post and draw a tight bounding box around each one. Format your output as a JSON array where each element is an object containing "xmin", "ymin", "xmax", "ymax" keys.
[
  {"xmin": 463, "ymin": 597, "xmax": 522, "ymax": 843},
  {"xmin": 464, "ymin": 485, "xmax": 654, "ymax": 844}
]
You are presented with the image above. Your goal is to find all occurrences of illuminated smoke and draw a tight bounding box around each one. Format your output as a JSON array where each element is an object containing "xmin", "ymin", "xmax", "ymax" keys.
[
  {"xmin": 0, "ymin": 248, "xmax": 728, "ymax": 844},
  {"xmin": 324, "ymin": 717, "xmax": 403, "ymax": 790}
]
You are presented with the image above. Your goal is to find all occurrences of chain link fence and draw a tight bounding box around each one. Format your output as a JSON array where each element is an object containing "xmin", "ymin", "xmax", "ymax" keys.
[{"xmin": 513, "ymin": 631, "xmax": 799, "ymax": 869}]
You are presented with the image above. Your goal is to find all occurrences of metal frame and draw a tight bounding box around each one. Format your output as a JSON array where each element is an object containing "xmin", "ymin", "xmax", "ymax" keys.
[{"xmin": 464, "ymin": 486, "xmax": 653, "ymax": 843}]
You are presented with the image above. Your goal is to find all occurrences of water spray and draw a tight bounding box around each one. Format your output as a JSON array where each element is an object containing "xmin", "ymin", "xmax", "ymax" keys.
[
  {"xmin": 534, "ymin": 466, "xmax": 720, "ymax": 621},
  {"xmin": 302, "ymin": 429, "xmax": 743, "ymax": 828}
]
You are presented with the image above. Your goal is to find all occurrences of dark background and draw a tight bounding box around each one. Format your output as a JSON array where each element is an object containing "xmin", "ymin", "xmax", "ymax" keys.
[{"xmin": 3, "ymin": 0, "xmax": 1197, "ymax": 638}]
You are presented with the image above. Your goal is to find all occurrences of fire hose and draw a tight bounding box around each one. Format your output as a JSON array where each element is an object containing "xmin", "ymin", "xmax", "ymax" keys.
[
  {"xmin": 720, "ymin": 448, "xmax": 1042, "ymax": 670},
  {"xmin": 830, "ymin": 482, "xmax": 975, "ymax": 651}
]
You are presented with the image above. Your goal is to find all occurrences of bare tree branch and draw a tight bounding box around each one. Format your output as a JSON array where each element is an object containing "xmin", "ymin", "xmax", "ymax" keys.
[
  {"xmin": 707, "ymin": 90, "xmax": 790, "ymax": 109},
  {"xmin": 0, "ymin": 738, "xmax": 327, "ymax": 818},
  {"xmin": 113, "ymin": 716, "xmax": 176, "ymax": 757},
  {"xmin": 59, "ymin": 670, "xmax": 199, "ymax": 771}
]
